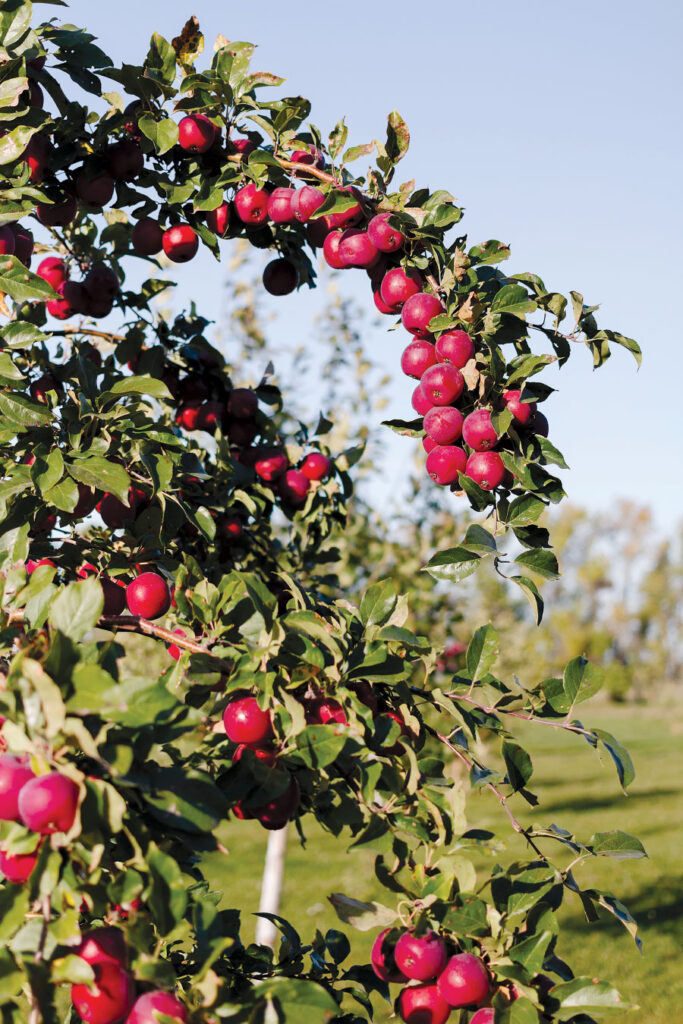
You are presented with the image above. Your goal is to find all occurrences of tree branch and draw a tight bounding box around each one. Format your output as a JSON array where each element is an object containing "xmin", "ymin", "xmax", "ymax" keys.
[
  {"xmin": 447, "ymin": 691, "xmax": 594, "ymax": 738},
  {"xmin": 50, "ymin": 327, "xmax": 126, "ymax": 342}
]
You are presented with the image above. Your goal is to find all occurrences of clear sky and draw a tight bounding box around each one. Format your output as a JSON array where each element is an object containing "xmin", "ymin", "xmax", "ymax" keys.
[{"xmin": 54, "ymin": 0, "xmax": 683, "ymax": 532}]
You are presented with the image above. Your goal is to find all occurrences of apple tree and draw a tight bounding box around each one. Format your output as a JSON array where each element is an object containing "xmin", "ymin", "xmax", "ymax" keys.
[{"xmin": 0, "ymin": 3, "xmax": 645, "ymax": 1023}]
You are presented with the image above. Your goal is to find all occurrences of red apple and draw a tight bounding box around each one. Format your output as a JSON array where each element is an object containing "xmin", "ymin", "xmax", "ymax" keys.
[
  {"xmin": 462, "ymin": 409, "xmax": 498, "ymax": 451},
  {"xmin": 24, "ymin": 134, "xmax": 51, "ymax": 182},
  {"xmin": 401, "ymin": 340, "xmax": 437, "ymax": 380},
  {"xmin": 162, "ymin": 224, "xmax": 198, "ymax": 263},
  {"xmin": 76, "ymin": 169, "xmax": 115, "ymax": 209},
  {"xmin": 469, "ymin": 1010, "xmax": 494, "ymax": 1024},
  {"xmin": 0, "ymin": 227, "xmax": 15, "ymax": 256},
  {"xmin": 97, "ymin": 487, "xmax": 146, "ymax": 529},
  {"xmin": 178, "ymin": 114, "xmax": 217, "ymax": 154},
  {"xmin": 18, "ymin": 772, "xmax": 79, "ymax": 834},
  {"xmin": 291, "ymin": 185, "xmax": 325, "ymax": 222},
  {"xmin": 419, "ymin": 364, "xmax": 464, "ymax": 405},
  {"xmin": 84, "ymin": 265, "xmax": 119, "ymax": 301},
  {"xmin": 126, "ymin": 990, "xmax": 188, "ymax": 1024},
  {"xmin": 125, "ymin": 572, "xmax": 171, "ymax": 619},
  {"xmin": 436, "ymin": 953, "xmax": 489, "ymax": 1008},
  {"xmin": 423, "ymin": 406, "xmax": 464, "ymax": 444},
  {"xmin": 232, "ymin": 744, "xmax": 276, "ymax": 765},
  {"xmin": 411, "ymin": 386, "xmax": 433, "ymax": 417},
  {"xmin": 36, "ymin": 193, "xmax": 78, "ymax": 228},
  {"xmin": 0, "ymin": 845, "xmax": 39, "ymax": 883},
  {"xmin": 337, "ymin": 229, "xmax": 379, "ymax": 269},
  {"xmin": 323, "ymin": 229, "xmax": 345, "ymax": 269},
  {"xmin": 107, "ymin": 139, "xmax": 144, "ymax": 181},
  {"xmin": 503, "ymin": 388, "xmax": 536, "ymax": 426},
  {"xmin": 374, "ymin": 288, "xmax": 397, "ymax": 314},
  {"xmin": 227, "ymin": 388, "xmax": 258, "ymax": 419},
  {"xmin": 465, "ymin": 452, "xmax": 505, "ymax": 491},
  {"xmin": 371, "ymin": 928, "xmax": 407, "ymax": 984},
  {"xmin": 77, "ymin": 927, "xmax": 127, "ymax": 968},
  {"xmin": 71, "ymin": 961, "xmax": 134, "ymax": 1024},
  {"xmin": 305, "ymin": 697, "xmax": 347, "ymax": 726},
  {"xmin": 216, "ymin": 514, "xmax": 243, "ymax": 542},
  {"xmin": 205, "ymin": 203, "xmax": 231, "ymax": 236},
  {"xmin": 132, "ymin": 218, "xmax": 163, "ymax": 256},
  {"xmin": 395, "ymin": 932, "xmax": 447, "ymax": 982},
  {"xmin": 231, "ymin": 136, "xmax": 257, "ymax": 157},
  {"xmin": 367, "ymin": 212, "xmax": 404, "ymax": 253},
  {"xmin": 323, "ymin": 187, "xmax": 363, "ymax": 229},
  {"xmin": 397, "ymin": 984, "xmax": 451, "ymax": 1024},
  {"xmin": 37, "ymin": 256, "xmax": 67, "ymax": 289},
  {"xmin": 426, "ymin": 445, "xmax": 467, "ymax": 485},
  {"xmin": 168, "ymin": 629, "xmax": 189, "ymax": 661},
  {"xmin": 223, "ymin": 696, "xmax": 273, "ymax": 746},
  {"xmin": 263, "ymin": 258, "xmax": 298, "ymax": 295},
  {"xmin": 380, "ymin": 267, "xmax": 422, "ymax": 309},
  {"xmin": 267, "ymin": 188, "xmax": 296, "ymax": 223},
  {"xmin": 254, "ymin": 448, "xmax": 288, "ymax": 482},
  {"xmin": 0, "ymin": 755, "xmax": 35, "ymax": 822},
  {"xmin": 11, "ymin": 223, "xmax": 33, "ymax": 266},
  {"xmin": 101, "ymin": 578, "xmax": 126, "ymax": 616},
  {"xmin": 435, "ymin": 330, "xmax": 474, "ymax": 368},
  {"xmin": 300, "ymin": 453, "xmax": 330, "ymax": 481},
  {"xmin": 256, "ymin": 775, "xmax": 300, "ymax": 830},
  {"xmin": 423, "ymin": 436, "xmax": 437, "ymax": 454},
  {"xmin": 402, "ymin": 293, "xmax": 445, "ymax": 338},
  {"xmin": 278, "ymin": 469, "xmax": 310, "ymax": 507},
  {"xmin": 234, "ymin": 183, "xmax": 269, "ymax": 224}
]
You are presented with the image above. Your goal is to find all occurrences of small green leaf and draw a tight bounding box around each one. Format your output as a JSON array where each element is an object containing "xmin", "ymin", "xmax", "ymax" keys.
[
  {"xmin": 589, "ymin": 830, "xmax": 646, "ymax": 859},
  {"xmin": 466, "ymin": 624, "xmax": 499, "ymax": 681},
  {"xmin": 328, "ymin": 893, "xmax": 397, "ymax": 931},
  {"xmin": 491, "ymin": 283, "xmax": 537, "ymax": 319},
  {"xmin": 48, "ymin": 578, "xmax": 104, "ymax": 641}
]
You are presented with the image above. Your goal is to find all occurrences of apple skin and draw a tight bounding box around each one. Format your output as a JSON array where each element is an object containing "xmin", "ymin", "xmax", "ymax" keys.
[
  {"xmin": 426, "ymin": 446, "xmax": 467, "ymax": 486},
  {"xmin": 232, "ymin": 744, "xmax": 276, "ymax": 766},
  {"xmin": 37, "ymin": 193, "xmax": 78, "ymax": 228},
  {"xmin": 267, "ymin": 188, "xmax": 296, "ymax": 224},
  {"xmin": 230, "ymin": 136, "xmax": 257, "ymax": 157},
  {"xmin": 374, "ymin": 288, "xmax": 396, "ymax": 315},
  {"xmin": 37, "ymin": 256, "xmax": 67, "ymax": 289},
  {"xmin": 305, "ymin": 696, "xmax": 347, "ymax": 726},
  {"xmin": 300, "ymin": 453, "xmax": 330, "ymax": 481},
  {"xmin": 76, "ymin": 169, "xmax": 115, "ymax": 209},
  {"xmin": 125, "ymin": 573, "xmax": 171, "ymax": 619},
  {"xmin": 178, "ymin": 113, "xmax": 217, "ymax": 154},
  {"xmin": 423, "ymin": 436, "xmax": 437, "ymax": 454},
  {"xmin": 71, "ymin": 961, "xmax": 135, "ymax": 1024},
  {"xmin": 263, "ymin": 258, "xmax": 298, "ymax": 296},
  {"xmin": 107, "ymin": 139, "xmax": 144, "ymax": 181},
  {"xmin": 0, "ymin": 755, "xmax": 35, "ymax": 822},
  {"xmin": 77, "ymin": 927, "xmax": 127, "ymax": 968},
  {"xmin": 223, "ymin": 696, "xmax": 273, "ymax": 746},
  {"xmin": 401, "ymin": 341, "xmax": 436, "ymax": 380},
  {"xmin": 462, "ymin": 409, "xmax": 498, "ymax": 452},
  {"xmin": 11, "ymin": 223, "xmax": 34, "ymax": 266},
  {"xmin": 367, "ymin": 212, "xmax": 404, "ymax": 253},
  {"xmin": 18, "ymin": 772, "xmax": 80, "ymax": 834},
  {"xmin": 0, "ymin": 845, "xmax": 40, "ymax": 883},
  {"xmin": 323, "ymin": 187, "xmax": 363, "ymax": 229},
  {"xmin": 469, "ymin": 1010, "xmax": 495, "ymax": 1024},
  {"xmin": 101, "ymin": 578, "xmax": 126, "ymax": 616},
  {"xmin": 84, "ymin": 265, "xmax": 119, "ymax": 301},
  {"xmin": 323, "ymin": 230, "xmax": 346, "ymax": 269},
  {"xmin": 97, "ymin": 487, "xmax": 146, "ymax": 529},
  {"xmin": 0, "ymin": 226, "xmax": 15, "ymax": 256},
  {"xmin": 411, "ymin": 386, "xmax": 433, "ymax": 417},
  {"xmin": 24, "ymin": 133, "xmax": 51, "ymax": 182},
  {"xmin": 465, "ymin": 452, "xmax": 505, "ymax": 491},
  {"xmin": 435, "ymin": 330, "xmax": 474, "ymax": 369},
  {"xmin": 216, "ymin": 514, "xmax": 243, "ymax": 542},
  {"xmin": 395, "ymin": 932, "xmax": 447, "ymax": 982},
  {"xmin": 291, "ymin": 185, "xmax": 325, "ymax": 222},
  {"xmin": 419, "ymin": 364, "xmax": 464, "ymax": 406},
  {"xmin": 227, "ymin": 388, "xmax": 258, "ymax": 419},
  {"xmin": 402, "ymin": 293, "xmax": 445, "ymax": 339},
  {"xmin": 255, "ymin": 775, "xmax": 300, "ymax": 830},
  {"xmin": 131, "ymin": 218, "xmax": 163, "ymax": 256},
  {"xmin": 254, "ymin": 448, "xmax": 288, "ymax": 482},
  {"xmin": 423, "ymin": 406, "xmax": 464, "ymax": 444},
  {"xmin": 205, "ymin": 202, "xmax": 231, "ymax": 237},
  {"xmin": 503, "ymin": 388, "xmax": 536, "ymax": 426},
  {"xmin": 380, "ymin": 267, "xmax": 422, "ymax": 309},
  {"xmin": 397, "ymin": 983, "xmax": 452, "ymax": 1024},
  {"xmin": 337, "ymin": 229, "xmax": 379, "ymax": 269},
  {"xmin": 436, "ymin": 953, "xmax": 490, "ymax": 1008},
  {"xmin": 278, "ymin": 469, "xmax": 310, "ymax": 507},
  {"xmin": 371, "ymin": 928, "xmax": 407, "ymax": 984},
  {"xmin": 126, "ymin": 990, "xmax": 188, "ymax": 1024},
  {"xmin": 234, "ymin": 183, "xmax": 269, "ymax": 224},
  {"xmin": 162, "ymin": 224, "xmax": 199, "ymax": 263}
]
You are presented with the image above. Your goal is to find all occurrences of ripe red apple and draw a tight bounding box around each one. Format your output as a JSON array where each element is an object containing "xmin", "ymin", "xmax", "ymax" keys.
[
  {"xmin": 223, "ymin": 696, "xmax": 273, "ymax": 746},
  {"xmin": 0, "ymin": 227, "xmax": 15, "ymax": 256},
  {"xmin": 380, "ymin": 267, "xmax": 422, "ymax": 309},
  {"xmin": 76, "ymin": 169, "xmax": 115, "ymax": 209},
  {"xmin": 411, "ymin": 386, "xmax": 433, "ymax": 417},
  {"xmin": 11, "ymin": 223, "xmax": 34, "ymax": 266},
  {"xmin": 503, "ymin": 388, "xmax": 536, "ymax": 426},
  {"xmin": 462, "ymin": 409, "xmax": 498, "ymax": 451},
  {"xmin": 167, "ymin": 629, "xmax": 189, "ymax": 661},
  {"xmin": 26, "ymin": 558, "xmax": 56, "ymax": 575},
  {"xmin": 374, "ymin": 288, "xmax": 397, "ymax": 315},
  {"xmin": 227, "ymin": 388, "xmax": 258, "ymax": 419},
  {"xmin": 469, "ymin": 1010, "xmax": 494, "ymax": 1024},
  {"xmin": 423, "ymin": 436, "xmax": 437, "ymax": 454},
  {"xmin": 367, "ymin": 212, "xmax": 404, "ymax": 253},
  {"xmin": 216, "ymin": 514, "xmax": 243, "ymax": 542},
  {"xmin": 291, "ymin": 185, "xmax": 325, "ymax": 222},
  {"xmin": 196, "ymin": 401, "xmax": 225, "ymax": 433},
  {"xmin": 84, "ymin": 265, "xmax": 119, "ymax": 302},
  {"xmin": 395, "ymin": 932, "xmax": 448, "ymax": 982},
  {"xmin": 337, "ymin": 229, "xmax": 379, "ymax": 269},
  {"xmin": 436, "ymin": 953, "xmax": 489, "ymax": 1008},
  {"xmin": 435, "ymin": 330, "xmax": 474, "ymax": 368},
  {"xmin": 0, "ymin": 845, "xmax": 39, "ymax": 883},
  {"xmin": 426, "ymin": 445, "xmax": 467, "ymax": 485},
  {"xmin": 267, "ymin": 188, "xmax": 296, "ymax": 224},
  {"xmin": 37, "ymin": 256, "xmax": 67, "ymax": 289},
  {"xmin": 529, "ymin": 410, "xmax": 549, "ymax": 436},
  {"xmin": 465, "ymin": 451, "xmax": 505, "ymax": 491},
  {"xmin": 423, "ymin": 406, "xmax": 464, "ymax": 444},
  {"xmin": 98, "ymin": 487, "xmax": 146, "ymax": 529},
  {"xmin": 231, "ymin": 136, "xmax": 257, "ymax": 157},
  {"xmin": 419, "ymin": 364, "xmax": 464, "ymax": 405},
  {"xmin": 18, "ymin": 772, "xmax": 79, "ymax": 834},
  {"xmin": 101, "ymin": 578, "xmax": 126, "ymax": 616},
  {"xmin": 397, "ymin": 984, "xmax": 451, "ymax": 1024},
  {"xmin": 323, "ymin": 187, "xmax": 363, "ymax": 229},
  {"xmin": 36, "ymin": 193, "xmax": 78, "ymax": 228},
  {"xmin": 205, "ymin": 202, "xmax": 231, "ymax": 236},
  {"xmin": 0, "ymin": 755, "xmax": 35, "ymax": 822},
  {"xmin": 401, "ymin": 341, "xmax": 436, "ymax": 380},
  {"xmin": 27, "ymin": 80, "xmax": 43, "ymax": 108},
  {"xmin": 290, "ymin": 144, "xmax": 325, "ymax": 175},
  {"xmin": 77, "ymin": 927, "xmax": 127, "ymax": 968},
  {"xmin": 107, "ymin": 139, "xmax": 144, "ymax": 181},
  {"xmin": 176, "ymin": 403, "xmax": 202, "ymax": 431},
  {"xmin": 306, "ymin": 219, "xmax": 328, "ymax": 248},
  {"xmin": 278, "ymin": 469, "xmax": 310, "ymax": 507},
  {"xmin": 323, "ymin": 230, "xmax": 345, "ymax": 269},
  {"xmin": 46, "ymin": 282, "xmax": 75, "ymax": 320},
  {"xmin": 126, "ymin": 990, "xmax": 188, "ymax": 1024},
  {"xmin": 162, "ymin": 224, "xmax": 198, "ymax": 263},
  {"xmin": 227, "ymin": 419, "xmax": 257, "ymax": 445},
  {"xmin": 256, "ymin": 775, "xmax": 300, "ymax": 830},
  {"xmin": 263, "ymin": 258, "xmax": 298, "ymax": 295},
  {"xmin": 232, "ymin": 744, "xmax": 276, "ymax": 765},
  {"xmin": 24, "ymin": 134, "xmax": 51, "ymax": 182},
  {"xmin": 371, "ymin": 928, "xmax": 407, "ymax": 984},
  {"xmin": 125, "ymin": 572, "xmax": 171, "ymax": 619},
  {"xmin": 29, "ymin": 372, "xmax": 60, "ymax": 402},
  {"xmin": 178, "ymin": 113, "xmax": 217, "ymax": 154},
  {"xmin": 234, "ymin": 183, "xmax": 269, "ymax": 223},
  {"xmin": 254, "ymin": 447, "xmax": 288, "ymax": 482},
  {"xmin": 71, "ymin": 961, "xmax": 135, "ymax": 1024},
  {"xmin": 402, "ymin": 292, "xmax": 445, "ymax": 338},
  {"xmin": 305, "ymin": 697, "xmax": 347, "ymax": 726},
  {"xmin": 131, "ymin": 218, "xmax": 163, "ymax": 256},
  {"xmin": 72, "ymin": 483, "xmax": 97, "ymax": 519},
  {"xmin": 300, "ymin": 453, "xmax": 330, "ymax": 481}
]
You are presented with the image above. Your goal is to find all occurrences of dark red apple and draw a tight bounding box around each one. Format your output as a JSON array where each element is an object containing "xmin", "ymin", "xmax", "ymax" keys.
[
  {"xmin": 380, "ymin": 267, "xmax": 422, "ymax": 309},
  {"xmin": 263, "ymin": 258, "xmax": 298, "ymax": 295},
  {"xmin": 256, "ymin": 775, "xmax": 300, "ymax": 830},
  {"xmin": 278, "ymin": 469, "xmax": 310, "ymax": 507},
  {"xmin": 291, "ymin": 185, "xmax": 325, "ymax": 222},
  {"xmin": 178, "ymin": 114, "xmax": 217, "ymax": 154},
  {"xmin": 107, "ymin": 139, "xmax": 144, "ymax": 181},
  {"xmin": 76, "ymin": 169, "xmax": 115, "ymax": 209},
  {"xmin": 227, "ymin": 388, "xmax": 258, "ymax": 419},
  {"xmin": 305, "ymin": 697, "xmax": 347, "ymax": 726},
  {"xmin": 337, "ymin": 229, "xmax": 379, "ymax": 269},
  {"xmin": 267, "ymin": 188, "xmax": 296, "ymax": 224},
  {"xmin": 36, "ymin": 256, "xmax": 67, "ymax": 289},
  {"xmin": 254, "ymin": 448, "xmax": 288, "ymax": 482},
  {"xmin": 503, "ymin": 388, "xmax": 536, "ymax": 426},
  {"xmin": 11, "ymin": 223, "xmax": 33, "ymax": 266},
  {"xmin": 371, "ymin": 928, "xmax": 407, "ymax": 984},
  {"xmin": 234, "ymin": 183, "xmax": 269, "ymax": 223},
  {"xmin": 36, "ymin": 193, "xmax": 77, "ymax": 228},
  {"xmin": 162, "ymin": 224, "xmax": 198, "ymax": 263},
  {"xmin": 205, "ymin": 202, "xmax": 231, "ymax": 236},
  {"xmin": 397, "ymin": 984, "xmax": 451, "ymax": 1024},
  {"xmin": 395, "ymin": 932, "xmax": 447, "ymax": 982},
  {"xmin": 132, "ymin": 218, "xmax": 163, "ymax": 256}
]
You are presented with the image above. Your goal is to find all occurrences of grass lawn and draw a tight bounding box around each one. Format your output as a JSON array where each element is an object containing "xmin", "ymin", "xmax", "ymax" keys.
[{"xmin": 202, "ymin": 703, "xmax": 683, "ymax": 1023}]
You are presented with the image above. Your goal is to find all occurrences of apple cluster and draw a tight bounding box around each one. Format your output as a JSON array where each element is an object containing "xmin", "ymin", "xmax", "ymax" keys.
[{"xmin": 371, "ymin": 927, "xmax": 492, "ymax": 1024}]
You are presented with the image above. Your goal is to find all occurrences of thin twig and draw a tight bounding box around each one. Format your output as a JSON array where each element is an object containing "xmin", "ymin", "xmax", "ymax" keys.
[
  {"xmin": 50, "ymin": 327, "xmax": 126, "ymax": 342},
  {"xmin": 447, "ymin": 691, "xmax": 594, "ymax": 738}
]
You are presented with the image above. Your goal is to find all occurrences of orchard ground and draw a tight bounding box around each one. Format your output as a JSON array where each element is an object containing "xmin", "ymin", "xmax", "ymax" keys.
[{"xmin": 201, "ymin": 702, "xmax": 683, "ymax": 1024}]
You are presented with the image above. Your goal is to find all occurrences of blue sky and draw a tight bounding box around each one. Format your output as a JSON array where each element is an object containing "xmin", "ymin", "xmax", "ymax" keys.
[{"xmin": 56, "ymin": 0, "xmax": 682, "ymax": 532}]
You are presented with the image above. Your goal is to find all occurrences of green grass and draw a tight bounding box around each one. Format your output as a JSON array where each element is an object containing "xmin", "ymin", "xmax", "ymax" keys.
[{"xmin": 202, "ymin": 704, "xmax": 683, "ymax": 1023}]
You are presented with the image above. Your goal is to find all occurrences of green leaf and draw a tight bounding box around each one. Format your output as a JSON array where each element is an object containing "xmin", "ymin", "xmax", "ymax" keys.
[
  {"xmin": 591, "ymin": 328, "xmax": 642, "ymax": 368},
  {"xmin": 105, "ymin": 375, "xmax": 173, "ymax": 400},
  {"xmin": 0, "ymin": 255, "xmax": 59, "ymax": 302},
  {"xmin": 32, "ymin": 448, "xmax": 64, "ymax": 495},
  {"xmin": 137, "ymin": 114, "xmax": 179, "ymax": 155},
  {"xmin": 423, "ymin": 546, "xmax": 480, "ymax": 583},
  {"xmin": 509, "ymin": 575, "xmax": 544, "ymax": 624},
  {"xmin": 147, "ymin": 844, "xmax": 188, "ymax": 935},
  {"xmin": 0, "ymin": 321, "xmax": 51, "ymax": 349},
  {"xmin": 589, "ymin": 830, "xmax": 646, "ymax": 859},
  {"xmin": 590, "ymin": 728, "xmax": 635, "ymax": 790},
  {"xmin": 550, "ymin": 977, "xmax": 628, "ymax": 1017},
  {"xmin": 296, "ymin": 726, "xmax": 347, "ymax": 769},
  {"xmin": 42, "ymin": 476, "xmax": 79, "ymax": 512},
  {"xmin": 68, "ymin": 458, "xmax": 130, "ymax": 503},
  {"xmin": 491, "ymin": 283, "xmax": 537, "ymax": 319},
  {"xmin": 0, "ymin": 123, "xmax": 39, "ymax": 165},
  {"xmin": 498, "ymin": 1000, "xmax": 541, "ymax": 1024},
  {"xmin": 466, "ymin": 624, "xmax": 499, "ymax": 681},
  {"xmin": 563, "ymin": 657, "xmax": 604, "ymax": 708},
  {"xmin": 514, "ymin": 549, "xmax": 559, "ymax": 580},
  {"xmin": 328, "ymin": 893, "xmax": 397, "ymax": 931},
  {"xmin": 508, "ymin": 930, "xmax": 553, "ymax": 974},
  {"xmin": 259, "ymin": 977, "xmax": 339, "ymax": 1019},
  {"xmin": 343, "ymin": 141, "xmax": 375, "ymax": 164},
  {"xmin": 463, "ymin": 523, "xmax": 497, "ymax": 553},
  {"xmin": 506, "ymin": 494, "xmax": 547, "ymax": 526},
  {"xmin": 537, "ymin": 436, "xmax": 569, "ymax": 469},
  {"xmin": 0, "ymin": 390, "xmax": 52, "ymax": 428},
  {"xmin": 502, "ymin": 740, "xmax": 533, "ymax": 792},
  {"xmin": 48, "ymin": 578, "xmax": 104, "ymax": 641},
  {"xmin": 360, "ymin": 579, "xmax": 397, "ymax": 627}
]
